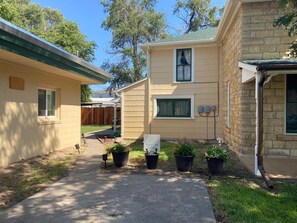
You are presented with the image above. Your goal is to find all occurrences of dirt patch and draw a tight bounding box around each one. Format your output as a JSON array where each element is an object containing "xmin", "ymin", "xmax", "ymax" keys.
[{"xmin": 0, "ymin": 147, "xmax": 82, "ymax": 210}]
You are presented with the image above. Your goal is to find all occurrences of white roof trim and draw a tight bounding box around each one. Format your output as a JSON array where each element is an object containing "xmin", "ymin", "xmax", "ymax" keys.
[
  {"xmin": 116, "ymin": 78, "xmax": 148, "ymax": 92},
  {"xmin": 239, "ymin": 61, "xmax": 297, "ymax": 83},
  {"xmin": 141, "ymin": 39, "xmax": 216, "ymax": 50}
]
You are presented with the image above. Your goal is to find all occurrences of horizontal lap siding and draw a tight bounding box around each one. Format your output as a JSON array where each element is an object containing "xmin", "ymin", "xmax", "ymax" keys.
[
  {"xmin": 122, "ymin": 81, "xmax": 147, "ymax": 138},
  {"xmin": 148, "ymin": 47, "xmax": 222, "ymax": 139}
]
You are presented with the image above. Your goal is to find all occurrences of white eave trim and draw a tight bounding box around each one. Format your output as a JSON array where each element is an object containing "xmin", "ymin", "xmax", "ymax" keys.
[
  {"xmin": 239, "ymin": 61, "xmax": 297, "ymax": 83},
  {"xmin": 116, "ymin": 78, "xmax": 148, "ymax": 93},
  {"xmin": 239, "ymin": 61, "xmax": 258, "ymax": 83},
  {"xmin": 141, "ymin": 39, "xmax": 216, "ymax": 50}
]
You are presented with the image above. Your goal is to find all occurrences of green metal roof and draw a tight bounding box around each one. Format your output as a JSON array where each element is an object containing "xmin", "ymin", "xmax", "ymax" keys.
[
  {"xmin": 152, "ymin": 27, "xmax": 218, "ymax": 44},
  {"xmin": 0, "ymin": 18, "xmax": 111, "ymax": 83}
]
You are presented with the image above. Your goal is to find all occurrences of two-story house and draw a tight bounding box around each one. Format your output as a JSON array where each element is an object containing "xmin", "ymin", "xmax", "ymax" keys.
[{"xmin": 117, "ymin": 0, "xmax": 297, "ymax": 173}]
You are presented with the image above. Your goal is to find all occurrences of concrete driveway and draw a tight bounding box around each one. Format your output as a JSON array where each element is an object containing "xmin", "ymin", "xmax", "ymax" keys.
[{"xmin": 0, "ymin": 135, "xmax": 216, "ymax": 223}]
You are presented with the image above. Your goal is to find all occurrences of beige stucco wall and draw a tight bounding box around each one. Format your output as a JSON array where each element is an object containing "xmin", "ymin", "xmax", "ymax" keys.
[
  {"xmin": 223, "ymin": 0, "xmax": 297, "ymax": 157},
  {"xmin": 122, "ymin": 45, "xmax": 223, "ymax": 140},
  {"xmin": 0, "ymin": 60, "xmax": 81, "ymax": 166}
]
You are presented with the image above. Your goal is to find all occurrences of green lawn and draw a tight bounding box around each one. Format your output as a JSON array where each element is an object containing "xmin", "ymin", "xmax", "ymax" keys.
[
  {"xmin": 81, "ymin": 125, "xmax": 113, "ymax": 134},
  {"xmin": 109, "ymin": 139, "xmax": 297, "ymax": 223},
  {"xmin": 124, "ymin": 139, "xmax": 204, "ymax": 168},
  {"xmin": 209, "ymin": 179, "xmax": 297, "ymax": 223}
]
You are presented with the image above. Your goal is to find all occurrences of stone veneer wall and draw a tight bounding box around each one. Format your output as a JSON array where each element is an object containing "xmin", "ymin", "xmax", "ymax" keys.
[
  {"xmin": 222, "ymin": 8, "xmax": 243, "ymax": 154},
  {"xmin": 223, "ymin": 0, "xmax": 297, "ymax": 157}
]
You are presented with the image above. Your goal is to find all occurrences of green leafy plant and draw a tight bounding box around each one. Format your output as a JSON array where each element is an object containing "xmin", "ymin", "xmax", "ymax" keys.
[
  {"xmin": 174, "ymin": 144, "xmax": 195, "ymax": 157},
  {"xmin": 203, "ymin": 146, "xmax": 229, "ymax": 161},
  {"xmin": 106, "ymin": 143, "xmax": 131, "ymax": 154}
]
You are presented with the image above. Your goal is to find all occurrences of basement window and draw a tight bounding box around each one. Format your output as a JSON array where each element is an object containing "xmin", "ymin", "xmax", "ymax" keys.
[{"xmin": 286, "ymin": 75, "xmax": 297, "ymax": 134}]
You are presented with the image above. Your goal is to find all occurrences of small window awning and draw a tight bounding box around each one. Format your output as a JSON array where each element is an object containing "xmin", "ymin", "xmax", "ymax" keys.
[{"xmin": 239, "ymin": 59, "xmax": 297, "ymax": 83}]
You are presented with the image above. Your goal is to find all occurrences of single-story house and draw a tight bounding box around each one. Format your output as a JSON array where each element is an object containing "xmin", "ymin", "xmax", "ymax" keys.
[
  {"xmin": 0, "ymin": 18, "xmax": 111, "ymax": 167},
  {"xmin": 117, "ymin": 0, "xmax": 297, "ymax": 177}
]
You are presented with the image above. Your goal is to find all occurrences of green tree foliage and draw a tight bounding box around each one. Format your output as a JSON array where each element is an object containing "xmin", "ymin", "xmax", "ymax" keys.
[
  {"xmin": 0, "ymin": 0, "xmax": 95, "ymax": 101},
  {"xmin": 101, "ymin": 0, "xmax": 167, "ymax": 92},
  {"xmin": 81, "ymin": 85, "xmax": 93, "ymax": 102},
  {"xmin": 174, "ymin": 0, "xmax": 223, "ymax": 34},
  {"xmin": 274, "ymin": 0, "xmax": 297, "ymax": 57}
]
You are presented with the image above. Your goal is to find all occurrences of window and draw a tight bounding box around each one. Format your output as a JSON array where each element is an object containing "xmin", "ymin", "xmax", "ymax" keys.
[
  {"xmin": 286, "ymin": 75, "xmax": 297, "ymax": 133},
  {"xmin": 38, "ymin": 88, "xmax": 56, "ymax": 117},
  {"xmin": 176, "ymin": 48, "xmax": 192, "ymax": 82},
  {"xmin": 227, "ymin": 81, "xmax": 230, "ymax": 128},
  {"xmin": 155, "ymin": 96, "xmax": 194, "ymax": 118}
]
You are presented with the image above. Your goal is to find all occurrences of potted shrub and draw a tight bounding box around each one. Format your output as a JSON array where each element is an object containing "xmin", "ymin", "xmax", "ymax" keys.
[
  {"xmin": 107, "ymin": 143, "xmax": 131, "ymax": 168},
  {"xmin": 174, "ymin": 144, "xmax": 195, "ymax": 172},
  {"xmin": 204, "ymin": 146, "xmax": 229, "ymax": 175},
  {"xmin": 145, "ymin": 149, "xmax": 159, "ymax": 169}
]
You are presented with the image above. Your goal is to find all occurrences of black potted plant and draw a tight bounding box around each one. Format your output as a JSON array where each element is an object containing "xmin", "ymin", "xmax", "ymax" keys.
[
  {"xmin": 204, "ymin": 146, "xmax": 229, "ymax": 175},
  {"xmin": 107, "ymin": 143, "xmax": 131, "ymax": 168},
  {"xmin": 145, "ymin": 149, "xmax": 159, "ymax": 169},
  {"xmin": 174, "ymin": 143, "xmax": 195, "ymax": 172}
]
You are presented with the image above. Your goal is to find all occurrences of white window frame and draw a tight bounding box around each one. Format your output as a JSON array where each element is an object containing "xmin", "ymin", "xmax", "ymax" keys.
[
  {"xmin": 38, "ymin": 88, "xmax": 56, "ymax": 118},
  {"xmin": 285, "ymin": 74, "xmax": 297, "ymax": 135},
  {"xmin": 173, "ymin": 48, "xmax": 195, "ymax": 83},
  {"xmin": 153, "ymin": 95, "xmax": 195, "ymax": 119},
  {"xmin": 227, "ymin": 81, "xmax": 230, "ymax": 128}
]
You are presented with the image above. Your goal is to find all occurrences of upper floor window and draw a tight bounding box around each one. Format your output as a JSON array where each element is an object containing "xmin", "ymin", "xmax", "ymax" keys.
[
  {"xmin": 38, "ymin": 88, "xmax": 56, "ymax": 117},
  {"xmin": 286, "ymin": 75, "xmax": 297, "ymax": 134},
  {"xmin": 176, "ymin": 48, "xmax": 192, "ymax": 82}
]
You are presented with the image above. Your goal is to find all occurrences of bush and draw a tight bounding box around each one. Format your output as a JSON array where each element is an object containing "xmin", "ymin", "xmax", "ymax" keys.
[
  {"xmin": 174, "ymin": 144, "xmax": 195, "ymax": 157},
  {"xmin": 106, "ymin": 143, "xmax": 130, "ymax": 153},
  {"xmin": 204, "ymin": 146, "xmax": 229, "ymax": 161}
]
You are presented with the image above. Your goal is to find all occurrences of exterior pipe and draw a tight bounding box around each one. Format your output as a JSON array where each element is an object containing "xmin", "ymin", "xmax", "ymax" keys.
[
  {"xmin": 256, "ymin": 72, "xmax": 273, "ymax": 189},
  {"xmin": 147, "ymin": 46, "xmax": 152, "ymax": 134}
]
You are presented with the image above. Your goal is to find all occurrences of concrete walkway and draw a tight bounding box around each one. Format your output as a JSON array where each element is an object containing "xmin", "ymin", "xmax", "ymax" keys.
[
  {"xmin": 239, "ymin": 155, "xmax": 297, "ymax": 180},
  {"xmin": 0, "ymin": 133, "xmax": 216, "ymax": 223}
]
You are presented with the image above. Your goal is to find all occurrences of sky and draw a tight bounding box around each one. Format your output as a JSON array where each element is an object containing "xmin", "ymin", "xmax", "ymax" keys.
[{"xmin": 31, "ymin": 0, "xmax": 226, "ymax": 91}]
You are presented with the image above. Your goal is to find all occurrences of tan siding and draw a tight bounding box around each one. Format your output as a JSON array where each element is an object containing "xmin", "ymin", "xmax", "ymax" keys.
[
  {"xmin": 0, "ymin": 61, "xmax": 81, "ymax": 167},
  {"xmin": 122, "ymin": 43, "xmax": 223, "ymax": 140},
  {"xmin": 122, "ymin": 81, "xmax": 147, "ymax": 138}
]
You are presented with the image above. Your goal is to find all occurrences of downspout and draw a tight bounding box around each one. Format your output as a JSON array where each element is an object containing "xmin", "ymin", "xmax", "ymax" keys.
[
  {"xmin": 147, "ymin": 46, "xmax": 152, "ymax": 134},
  {"xmin": 256, "ymin": 72, "xmax": 273, "ymax": 189}
]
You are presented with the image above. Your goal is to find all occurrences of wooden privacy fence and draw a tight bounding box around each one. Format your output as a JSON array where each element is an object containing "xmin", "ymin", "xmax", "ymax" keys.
[{"xmin": 81, "ymin": 107, "xmax": 121, "ymax": 125}]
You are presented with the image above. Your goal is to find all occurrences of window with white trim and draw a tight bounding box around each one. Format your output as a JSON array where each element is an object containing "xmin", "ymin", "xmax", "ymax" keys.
[
  {"xmin": 154, "ymin": 95, "xmax": 194, "ymax": 119},
  {"xmin": 286, "ymin": 75, "xmax": 297, "ymax": 133},
  {"xmin": 38, "ymin": 88, "xmax": 56, "ymax": 117},
  {"xmin": 176, "ymin": 48, "xmax": 192, "ymax": 82},
  {"xmin": 227, "ymin": 81, "xmax": 230, "ymax": 128}
]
